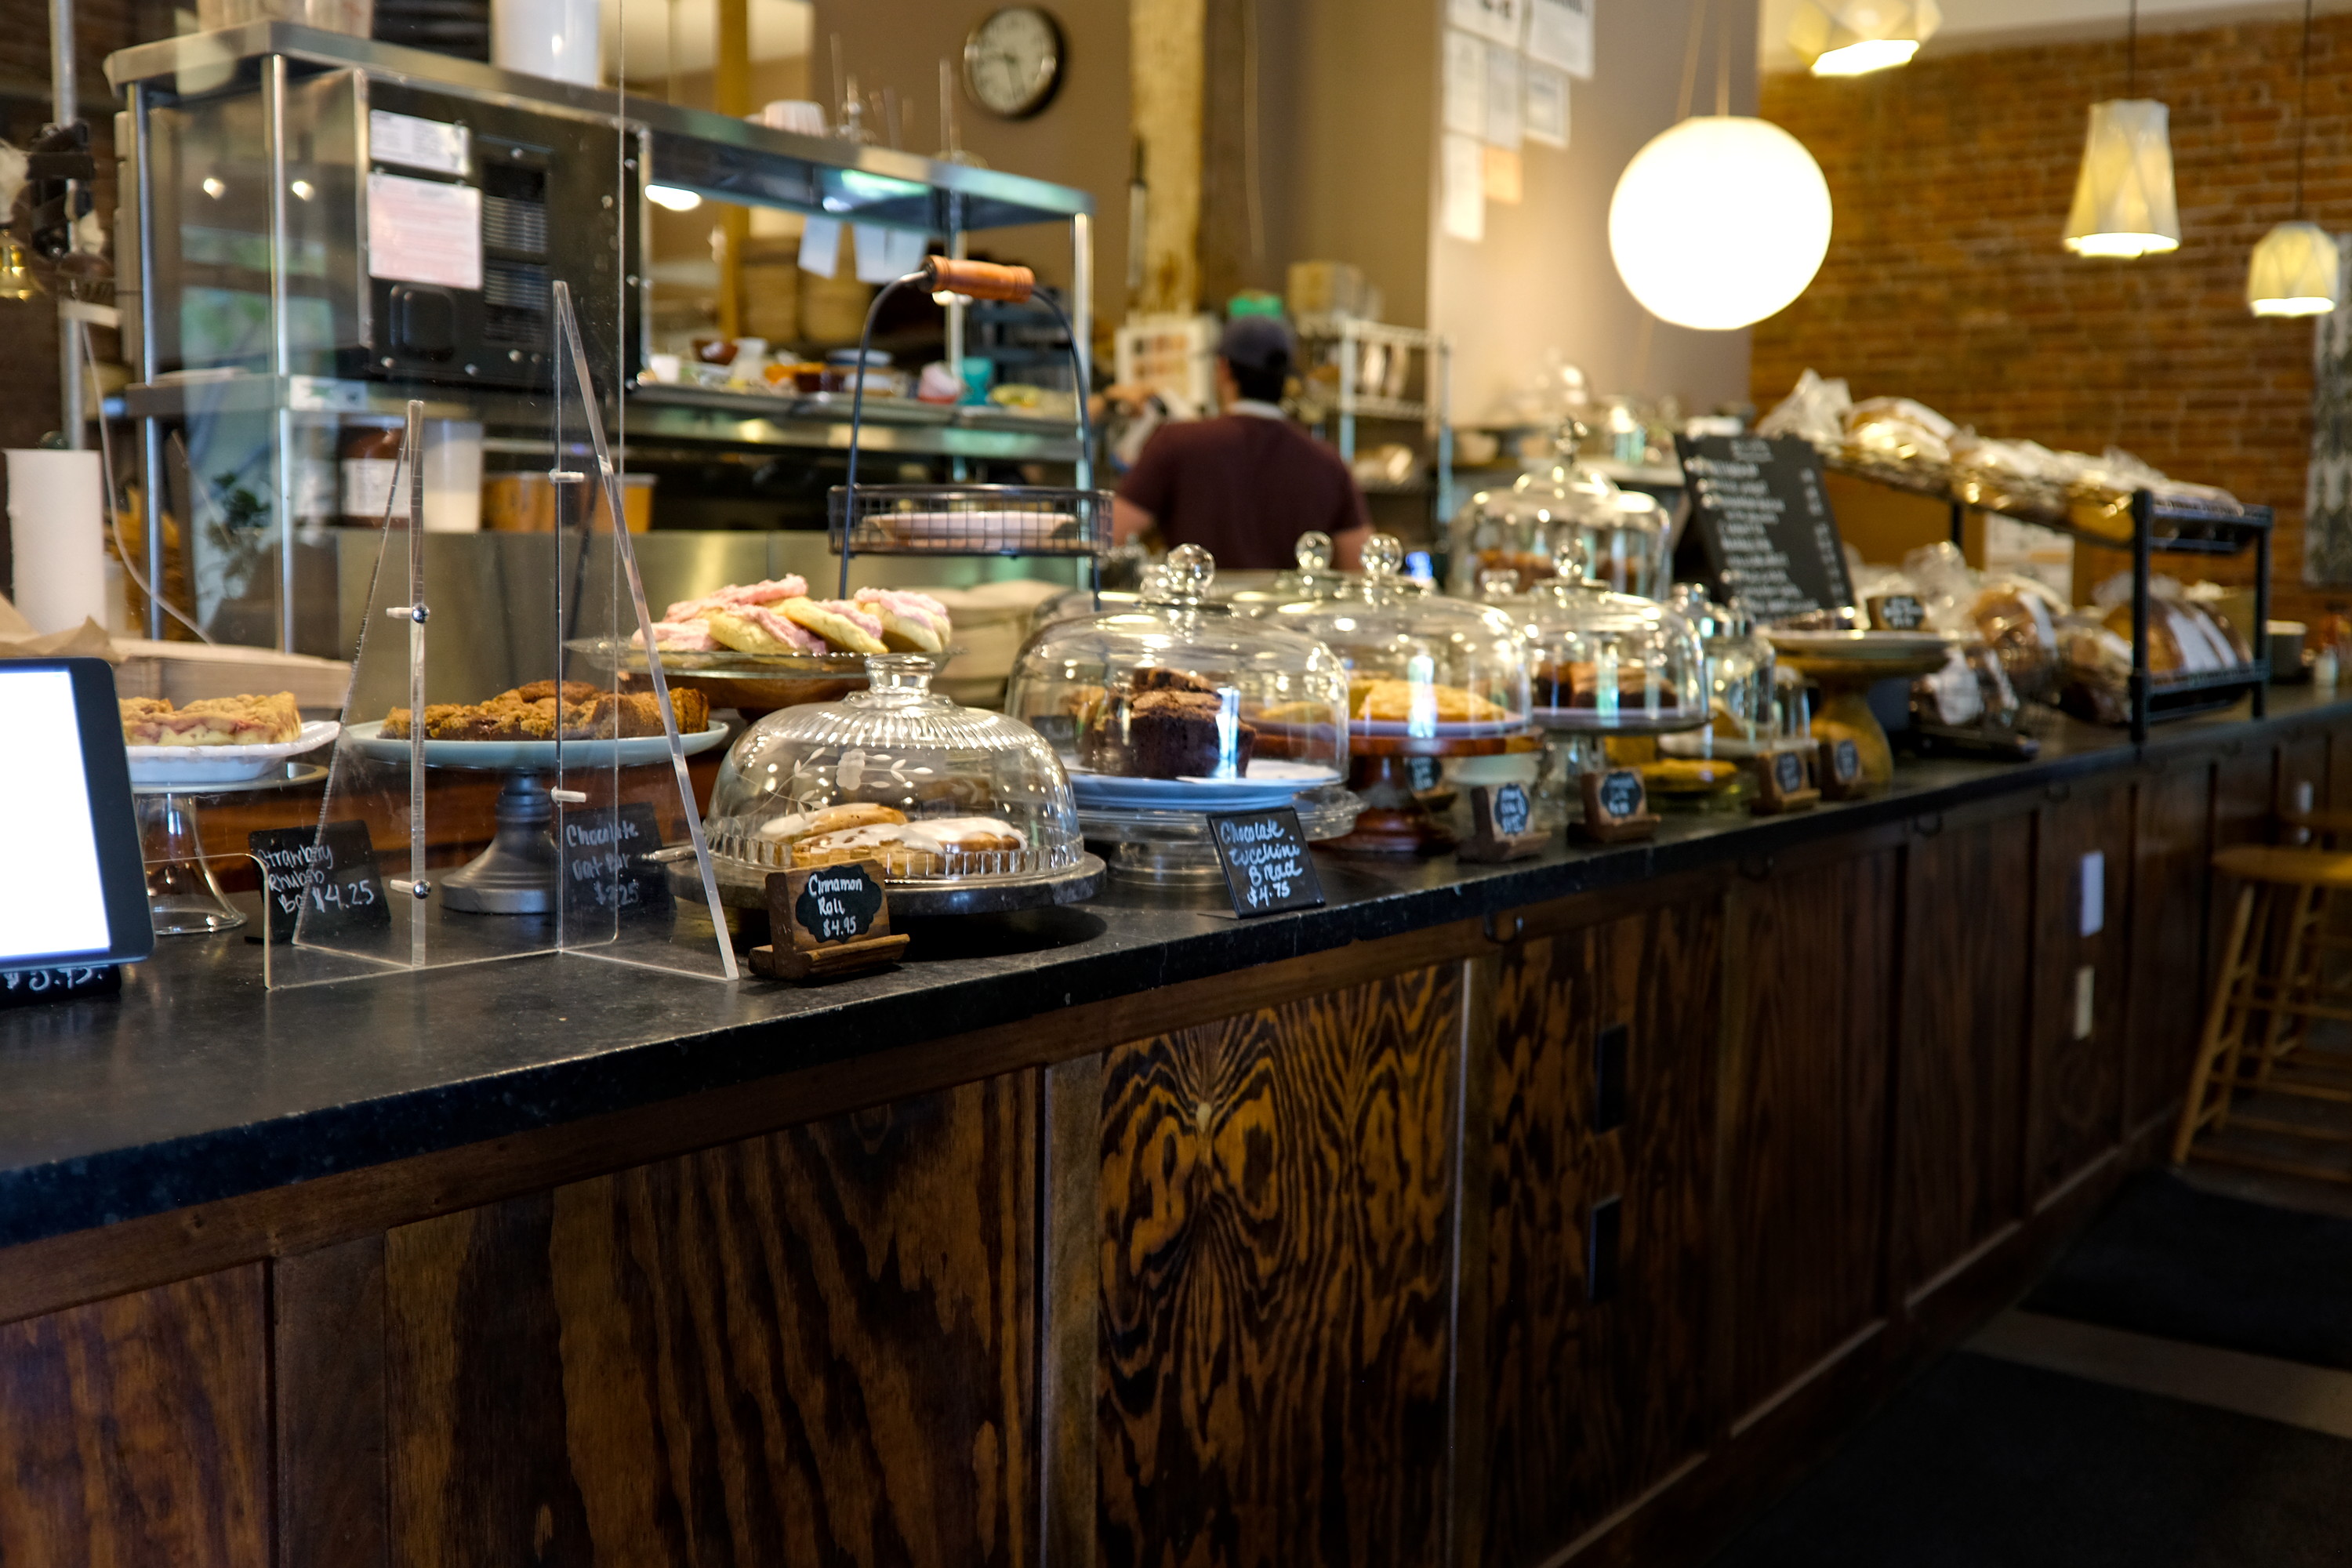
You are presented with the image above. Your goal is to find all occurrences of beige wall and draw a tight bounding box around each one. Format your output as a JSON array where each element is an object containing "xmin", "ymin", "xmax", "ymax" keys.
[
  {"xmin": 1428, "ymin": 0, "xmax": 1758, "ymax": 423},
  {"xmin": 811, "ymin": 0, "xmax": 1131, "ymax": 325}
]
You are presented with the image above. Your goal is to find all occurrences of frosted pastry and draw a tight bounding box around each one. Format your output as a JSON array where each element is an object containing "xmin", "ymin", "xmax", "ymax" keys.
[
  {"xmin": 634, "ymin": 619, "xmax": 725, "ymax": 652},
  {"xmin": 705, "ymin": 604, "xmax": 830, "ymax": 655},
  {"xmin": 755, "ymin": 802, "xmax": 908, "ymax": 840},
  {"xmin": 853, "ymin": 587, "xmax": 952, "ymax": 654},
  {"xmin": 662, "ymin": 576, "xmax": 808, "ymax": 620},
  {"xmin": 779, "ymin": 597, "xmax": 889, "ymax": 655}
]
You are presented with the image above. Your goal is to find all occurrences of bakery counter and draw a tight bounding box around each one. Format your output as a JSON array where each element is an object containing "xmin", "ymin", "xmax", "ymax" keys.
[{"xmin": 5, "ymin": 687, "xmax": 2351, "ymax": 1568}]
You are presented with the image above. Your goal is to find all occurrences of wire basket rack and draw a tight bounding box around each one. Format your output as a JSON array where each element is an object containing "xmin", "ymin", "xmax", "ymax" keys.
[{"xmin": 828, "ymin": 484, "xmax": 1113, "ymax": 557}]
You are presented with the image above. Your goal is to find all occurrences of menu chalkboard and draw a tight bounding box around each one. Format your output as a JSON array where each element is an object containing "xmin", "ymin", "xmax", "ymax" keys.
[
  {"xmin": 559, "ymin": 804, "xmax": 673, "ymax": 916},
  {"xmin": 250, "ymin": 821, "xmax": 390, "ymax": 945},
  {"xmin": 1207, "ymin": 808, "xmax": 1325, "ymax": 918},
  {"xmin": 1676, "ymin": 434, "xmax": 1852, "ymax": 620}
]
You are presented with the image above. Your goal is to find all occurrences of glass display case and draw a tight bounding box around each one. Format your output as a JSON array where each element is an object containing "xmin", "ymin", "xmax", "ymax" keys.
[
  {"xmin": 701, "ymin": 653, "xmax": 1099, "ymax": 913},
  {"xmin": 1004, "ymin": 544, "xmax": 1357, "ymax": 880},
  {"xmin": 1272, "ymin": 534, "xmax": 1534, "ymax": 852},
  {"xmin": 1445, "ymin": 423, "xmax": 1671, "ymax": 600}
]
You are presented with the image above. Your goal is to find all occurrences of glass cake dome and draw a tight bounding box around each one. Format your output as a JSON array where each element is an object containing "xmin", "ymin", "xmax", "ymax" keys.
[
  {"xmin": 1004, "ymin": 543, "xmax": 1357, "ymax": 879},
  {"xmin": 1444, "ymin": 422, "xmax": 1671, "ymax": 599},
  {"xmin": 1274, "ymin": 534, "xmax": 1533, "ymax": 739},
  {"xmin": 1225, "ymin": 532, "xmax": 1357, "ymax": 615},
  {"xmin": 699, "ymin": 654, "xmax": 1096, "ymax": 912},
  {"xmin": 1486, "ymin": 545, "xmax": 1706, "ymax": 735}
]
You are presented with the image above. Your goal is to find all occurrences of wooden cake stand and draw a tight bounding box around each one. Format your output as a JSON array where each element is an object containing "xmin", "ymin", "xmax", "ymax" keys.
[{"xmin": 1330, "ymin": 730, "xmax": 1544, "ymax": 855}]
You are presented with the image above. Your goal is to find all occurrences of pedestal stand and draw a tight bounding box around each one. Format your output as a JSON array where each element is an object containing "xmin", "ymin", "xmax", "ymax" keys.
[{"xmin": 438, "ymin": 771, "xmax": 561, "ymax": 915}]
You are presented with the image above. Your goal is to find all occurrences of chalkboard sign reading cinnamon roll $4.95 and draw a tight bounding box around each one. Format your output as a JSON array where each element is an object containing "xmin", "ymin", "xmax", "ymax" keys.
[{"xmin": 1675, "ymin": 435, "xmax": 1853, "ymax": 620}]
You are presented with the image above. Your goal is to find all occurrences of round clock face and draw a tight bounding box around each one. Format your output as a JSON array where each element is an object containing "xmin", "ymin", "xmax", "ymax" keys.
[{"xmin": 964, "ymin": 7, "xmax": 1064, "ymax": 120}]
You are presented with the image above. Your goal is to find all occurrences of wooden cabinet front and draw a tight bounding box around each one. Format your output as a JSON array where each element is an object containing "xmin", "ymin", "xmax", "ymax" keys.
[
  {"xmin": 1095, "ymin": 967, "xmax": 1461, "ymax": 1568},
  {"xmin": 1483, "ymin": 895, "xmax": 1720, "ymax": 1566}
]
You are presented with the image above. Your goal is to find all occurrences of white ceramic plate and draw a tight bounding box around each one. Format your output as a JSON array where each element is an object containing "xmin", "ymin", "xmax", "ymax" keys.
[
  {"xmin": 1069, "ymin": 760, "xmax": 1341, "ymax": 811},
  {"xmin": 344, "ymin": 719, "xmax": 731, "ymax": 771},
  {"xmin": 1766, "ymin": 630, "xmax": 1954, "ymax": 661},
  {"xmin": 126, "ymin": 720, "xmax": 341, "ymax": 786},
  {"xmin": 882, "ymin": 510, "xmax": 1079, "ymax": 545}
]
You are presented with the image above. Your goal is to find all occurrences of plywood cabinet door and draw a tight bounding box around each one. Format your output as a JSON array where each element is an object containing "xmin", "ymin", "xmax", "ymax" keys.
[
  {"xmin": 1482, "ymin": 898, "xmax": 1720, "ymax": 1568},
  {"xmin": 2026, "ymin": 783, "xmax": 2134, "ymax": 1204},
  {"xmin": 380, "ymin": 1074, "xmax": 1038, "ymax": 1568},
  {"xmin": 1895, "ymin": 811, "xmax": 2035, "ymax": 1299},
  {"xmin": 0, "ymin": 1267, "xmax": 270, "ymax": 1568},
  {"xmin": 1096, "ymin": 968, "xmax": 1461, "ymax": 1568},
  {"xmin": 1719, "ymin": 846, "xmax": 1898, "ymax": 1425}
]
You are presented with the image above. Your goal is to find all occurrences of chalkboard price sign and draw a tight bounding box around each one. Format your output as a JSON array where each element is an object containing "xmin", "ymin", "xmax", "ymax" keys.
[
  {"xmin": 792, "ymin": 862, "xmax": 887, "ymax": 946},
  {"xmin": 1818, "ymin": 735, "xmax": 1869, "ymax": 800},
  {"xmin": 1461, "ymin": 783, "xmax": 1548, "ymax": 862},
  {"xmin": 1675, "ymin": 434, "xmax": 1853, "ymax": 621},
  {"xmin": 0, "ymin": 964, "xmax": 121, "ymax": 1007},
  {"xmin": 1576, "ymin": 767, "xmax": 1659, "ymax": 843},
  {"xmin": 753, "ymin": 858, "xmax": 909, "ymax": 981},
  {"xmin": 1867, "ymin": 593, "xmax": 1927, "ymax": 631},
  {"xmin": 1749, "ymin": 746, "xmax": 1821, "ymax": 816},
  {"xmin": 1208, "ymin": 808, "xmax": 1326, "ymax": 917},
  {"xmin": 559, "ymin": 804, "xmax": 673, "ymax": 917},
  {"xmin": 249, "ymin": 820, "xmax": 390, "ymax": 945}
]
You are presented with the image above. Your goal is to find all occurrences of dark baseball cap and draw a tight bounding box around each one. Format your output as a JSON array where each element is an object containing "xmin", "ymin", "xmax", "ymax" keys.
[{"xmin": 1218, "ymin": 314, "xmax": 1295, "ymax": 374}]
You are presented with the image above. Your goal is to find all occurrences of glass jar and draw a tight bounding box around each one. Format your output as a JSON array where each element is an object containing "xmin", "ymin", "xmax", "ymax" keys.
[
  {"xmin": 1445, "ymin": 422, "xmax": 1671, "ymax": 600},
  {"xmin": 1004, "ymin": 544, "xmax": 1356, "ymax": 877},
  {"xmin": 1662, "ymin": 583, "xmax": 1777, "ymax": 754},
  {"xmin": 700, "ymin": 653, "xmax": 1088, "ymax": 902}
]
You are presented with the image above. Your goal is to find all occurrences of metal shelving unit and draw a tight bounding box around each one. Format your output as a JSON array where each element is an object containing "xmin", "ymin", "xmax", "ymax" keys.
[
  {"xmin": 1294, "ymin": 314, "xmax": 1454, "ymax": 522},
  {"xmin": 1821, "ymin": 450, "xmax": 2274, "ymax": 742}
]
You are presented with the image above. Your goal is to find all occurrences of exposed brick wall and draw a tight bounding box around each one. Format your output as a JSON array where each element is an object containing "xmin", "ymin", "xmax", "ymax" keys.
[{"xmin": 1757, "ymin": 16, "xmax": 2351, "ymax": 626}]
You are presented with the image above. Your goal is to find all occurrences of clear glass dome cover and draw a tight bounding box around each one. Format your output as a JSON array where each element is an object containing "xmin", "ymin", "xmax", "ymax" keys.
[
  {"xmin": 1274, "ymin": 534, "xmax": 1532, "ymax": 738},
  {"xmin": 1445, "ymin": 422, "xmax": 1671, "ymax": 598},
  {"xmin": 1007, "ymin": 543, "xmax": 1352, "ymax": 786},
  {"xmin": 702, "ymin": 654, "xmax": 1084, "ymax": 886},
  {"xmin": 1483, "ymin": 544, "xmax": 1704, "ymax": 734},
  {"xmin": 1225, "ymin": 531, "xmax": 1356, "ymax": 615}
]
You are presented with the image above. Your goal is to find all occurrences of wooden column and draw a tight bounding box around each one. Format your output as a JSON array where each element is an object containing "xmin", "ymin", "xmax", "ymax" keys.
[
  {"xmin": 713, "ymin": 0, "xmax": 752, "ymax": 337},
  {"xmin": 1131, "ymin": 0, "xmax": 1205, "ymax": 313}
]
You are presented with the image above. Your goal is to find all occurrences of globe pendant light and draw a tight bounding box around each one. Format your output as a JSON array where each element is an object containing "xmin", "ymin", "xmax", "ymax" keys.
[
  {"xmin": 2249, "ymin": 0, "xmax": 2339, "ymax": 317},
  {"xmin": 2064, "ymin": 1, "xmax": 2180, "ymax": 259},
  {"xmin": 1608, "ymin": 0, "xmax": 1834, "ymax": 332},
  {"xmin": 1788, "ymin": 0, "xmax": 1943, "ymax": 78}
]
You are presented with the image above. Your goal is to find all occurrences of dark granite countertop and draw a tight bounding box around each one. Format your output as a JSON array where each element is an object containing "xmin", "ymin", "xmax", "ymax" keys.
[{"xmin": 3, "ymin": 688, "xmax": 2346, "ymax": 1253}]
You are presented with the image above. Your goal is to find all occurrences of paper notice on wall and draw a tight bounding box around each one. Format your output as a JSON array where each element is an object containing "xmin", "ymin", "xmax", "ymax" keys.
[
  {"xmin": 1442, "ymin": 132, "xmax": 1486, "ymax": 243},
  {"xmin": 1483, "ymin": 42, "xmax": 1523, "ymax": 149},
  {"xmin": 798, "ymin": 214, "xmax": 844, "ymax": 278},
  {"xmin": 1529, "ymin": 0, "xmax": 1595, "ymax": 78},
  {"xmin": 853, "ymin": 225, "xmax": 927, "ymax": 284},
  {"xmin": 368, "ymin": 110, "xmax": 470, "ymax": 176},
  {"xmin": 1447, "ymin": 0, "xmax": 1526, "ymax": 46},
  {"xmin": 366, "ymin": 173, "xmax": 481, "ymax": 291},
  {"xmin": 1443, "ymin": 30, "xmax": 1487, "ymax": 138},
  {"xmin": 1524, "ymin": 64, "xmax": 1570, "ymax": 147}
]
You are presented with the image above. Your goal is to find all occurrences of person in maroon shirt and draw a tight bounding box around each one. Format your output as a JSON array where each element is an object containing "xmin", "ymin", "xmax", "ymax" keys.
[{"xmin": 1111, "ymin": 316, "xmax": 1370, "ymax": 572}]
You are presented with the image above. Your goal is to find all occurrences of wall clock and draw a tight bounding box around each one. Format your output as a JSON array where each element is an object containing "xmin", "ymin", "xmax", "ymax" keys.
[{"xmin": 964, "ymin": 7, "xmax": 1065, "ymax": 120}]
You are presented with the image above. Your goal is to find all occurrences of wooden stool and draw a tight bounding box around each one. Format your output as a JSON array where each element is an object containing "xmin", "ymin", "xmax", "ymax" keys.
[
  {"xmin": 2284, "ymin": 808, "xmax": 2352, "ymax": 849},
  {"xmin": 2172, "ymin": 844, "xmax": 2352, "ymax": 1181}
]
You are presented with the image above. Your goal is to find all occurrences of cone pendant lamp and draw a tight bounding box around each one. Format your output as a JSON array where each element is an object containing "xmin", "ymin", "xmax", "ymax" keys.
[
  {"xmin": 2063, "ymin": 1, "xmax": 2180, "ymax": 259},
  {"xmin": 1788, "ymin": 0, "xmax": 1942, "ymax": 78},
  {"xmin": 2249, "ymin": 0, "xmax": 2339, "ymax": 316}
]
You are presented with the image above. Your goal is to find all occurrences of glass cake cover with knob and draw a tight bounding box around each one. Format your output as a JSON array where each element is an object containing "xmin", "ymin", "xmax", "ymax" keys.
[
  {"xmin": 1004, "ymin": 544, "xmax": 1358, "ymax": 877},
  {"xmin": 1482, "ymin": 545, "xmax": 1706, "ymax": 735},
  {"xmin": 1224, "ymin": 532, "xmax": 1356, "ymax": 615},
  {"xmin": 699, "ymin": 653, "xmax": 1101, "ymax": 913},
  {"xmin": 1445, "ymin": 422, "xmax": 1671, "ymax": 599}
]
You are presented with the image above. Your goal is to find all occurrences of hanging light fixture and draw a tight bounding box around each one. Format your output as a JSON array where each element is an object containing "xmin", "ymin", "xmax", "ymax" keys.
[
  {"xmin": 2249, "ymin": 0, "xmax": 2339, "ymax": 316},
  {"xmin": 2064, "ymin": 0, "xmax": 2180, "ymax": 258},
  {"xmin": 1788, "ymin": 0, "xmax": 1943, "ymax": 78},
  {"xmin": 1610, "ymin": 0, "xmax": 1834, "ymax": 331}
]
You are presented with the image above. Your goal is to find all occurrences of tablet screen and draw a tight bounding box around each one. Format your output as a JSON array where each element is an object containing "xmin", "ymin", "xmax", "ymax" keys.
[{"xmin": 0, "ymin": 662, "xmax": 152, "ymax": 971}]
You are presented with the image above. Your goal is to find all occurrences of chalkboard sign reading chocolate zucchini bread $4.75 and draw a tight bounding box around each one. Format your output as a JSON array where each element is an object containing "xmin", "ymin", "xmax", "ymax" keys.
[
  {"xmin": 1675, "ymin": 434, "xmax": 1853, "ymax": 621},
  {"xmin": 1207, "ymin": 808, "xmax": 1326, "ymax": 917}
]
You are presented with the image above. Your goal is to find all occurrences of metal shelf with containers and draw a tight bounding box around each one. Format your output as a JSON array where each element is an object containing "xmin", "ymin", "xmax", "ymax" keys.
[
  {"xmin": 1291, "ymin": 314, "xmax": 1455, "ymax": 524},
  {"xmin": 103, "ymin": 22, "xmax": 1099, "ymax": 649}
]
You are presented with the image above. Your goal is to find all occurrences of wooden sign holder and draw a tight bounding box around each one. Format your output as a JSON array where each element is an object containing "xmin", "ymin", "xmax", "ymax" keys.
[
  {"xmin": 1817, "ymin": 735, "xmax": 1871, "ymax": 801},
  {"xmin": 1458, "ymin": 783, "xmax": 1548, "ymax": 862},
  {"xmin": 749, "ymin": 859, "xmax": 911, "ymax": 982},
  {"xmin": 1749, "ymin": 747, "xmax": 1820, "ymax": 815},
  {"xmin": 1574, "ymin": 768, "xmax": 1661, "ymax": 844}
]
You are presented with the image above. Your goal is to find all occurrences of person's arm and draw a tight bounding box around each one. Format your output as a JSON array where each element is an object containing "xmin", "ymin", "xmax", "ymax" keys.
[
  {"xmin": 1330, "ymin": 470, "xmax": 1374, "ymax": 569},
  {"xmin": 1113, "ymin": 495, "xmax": 1158, "ymax": 549}
]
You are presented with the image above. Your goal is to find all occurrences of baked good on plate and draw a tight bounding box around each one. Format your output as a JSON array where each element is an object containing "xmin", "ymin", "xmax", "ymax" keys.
[
  {"xmin": 384, "ymin": 684, "xmax": 707, "ymax": 741},
  {"xmin": 1078, "ymin": 666, "xmax": 1258, "ymax": 779},
  {"xmin": 703, "ymin": 605, "xmax": 829, "ymax": 655},
  {"xmin": 120, "ymin": 691, "xmax": 302, "ymax": 746},
  {"xmin": 854, "ymin": 588, "xmax": 951, "ymax": 654},
  {"xmin": 1348, "ymin": 678, "xmax": 1508, "ymax": 725},
  {"xmin": 790, "ymin": 815, "xmax": 1024, "ymax": 875},
  {"xmin": 778, "ymin": 597, "xmax": 889, "ymax": 656}
]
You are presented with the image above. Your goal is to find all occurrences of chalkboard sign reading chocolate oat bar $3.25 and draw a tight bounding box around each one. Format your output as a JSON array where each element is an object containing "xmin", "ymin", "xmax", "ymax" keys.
[
  {"xmin": 1675, "ymin": 434, "xmax": 1853, "ymax": 621},
  {"xmin": 1208, "ymin": 808, "xmax": 1326, "ymax": 918}
]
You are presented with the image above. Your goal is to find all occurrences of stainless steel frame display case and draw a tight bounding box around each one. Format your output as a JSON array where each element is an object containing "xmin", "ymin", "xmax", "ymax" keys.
[{"xmin": 105, "ymin": 23, "xmax": 1097, "ymax": 650}]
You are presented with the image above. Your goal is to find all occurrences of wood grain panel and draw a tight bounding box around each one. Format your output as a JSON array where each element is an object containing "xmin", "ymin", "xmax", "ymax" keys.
[
  {"xmin": 0, "ymin": 1267, "xmax": 268, "ymax": 1568},
  {"xmin": 386, "ymin": 1074, "xmax": 1036, "ymax": 1568},
  {"xmin": 1098, "ymin": 968, "xmax": 1461, "ymax": 1568},
  {"xmin": 1483, "ymin": 900, "xmax": 1720, "ymax": 1568},
  {"xmin": 1895, "ymin": 812, "xmax": 2034, "ymax": 1295},
  {"xmin": 2128, "ymin": 760, "xmax": 2215, "ymax": 1129},
  {"xmin": 1719, "ymin": 848, "xmax": 1896, "ymax": 1421},
  {"xmin": 2026, "ymin": 784, "xmax": 2133, "ymax": 1204},
  {"xmin": 276, "ymin": 1236, "xmax": 390, "ymax": 1568}
]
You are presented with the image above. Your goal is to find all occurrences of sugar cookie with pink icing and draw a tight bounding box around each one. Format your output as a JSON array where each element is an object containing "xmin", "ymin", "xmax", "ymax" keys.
[
  {"xmin": 703, "ymin": 604, "xmax": 829, "ymax": 655},
  {"xmin": 779, "ymin": 597, "xmax": 888, "ymax": 655},
  {"xmin": 853, "ymin": 587, "xmax": 952, "ymax": 654},
  {"xmin": 662, "ymin": 575, "xmax": 808, "ymax": 622}
]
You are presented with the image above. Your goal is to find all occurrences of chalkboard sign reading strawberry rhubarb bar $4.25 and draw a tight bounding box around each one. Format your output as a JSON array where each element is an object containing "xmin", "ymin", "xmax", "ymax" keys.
[{"xmin": 1208, "ymin": 808, "xmax": 1326, "ymax": 918}]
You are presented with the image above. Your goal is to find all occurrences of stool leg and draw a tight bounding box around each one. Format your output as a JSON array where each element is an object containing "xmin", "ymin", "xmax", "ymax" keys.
[
  {"xmin": 2252, "ymin": 885, "xmax": 2322, "ymax": 1090},
  {"xmin": 2177, "ymin": 884, "xmax": 2261, "ymax": 1163}
]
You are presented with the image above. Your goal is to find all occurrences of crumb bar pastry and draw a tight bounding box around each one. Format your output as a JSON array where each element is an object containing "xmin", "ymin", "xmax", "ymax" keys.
[{"xmin": 120, "ymin": 691, "xmax": 303, "ymax": 746}]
